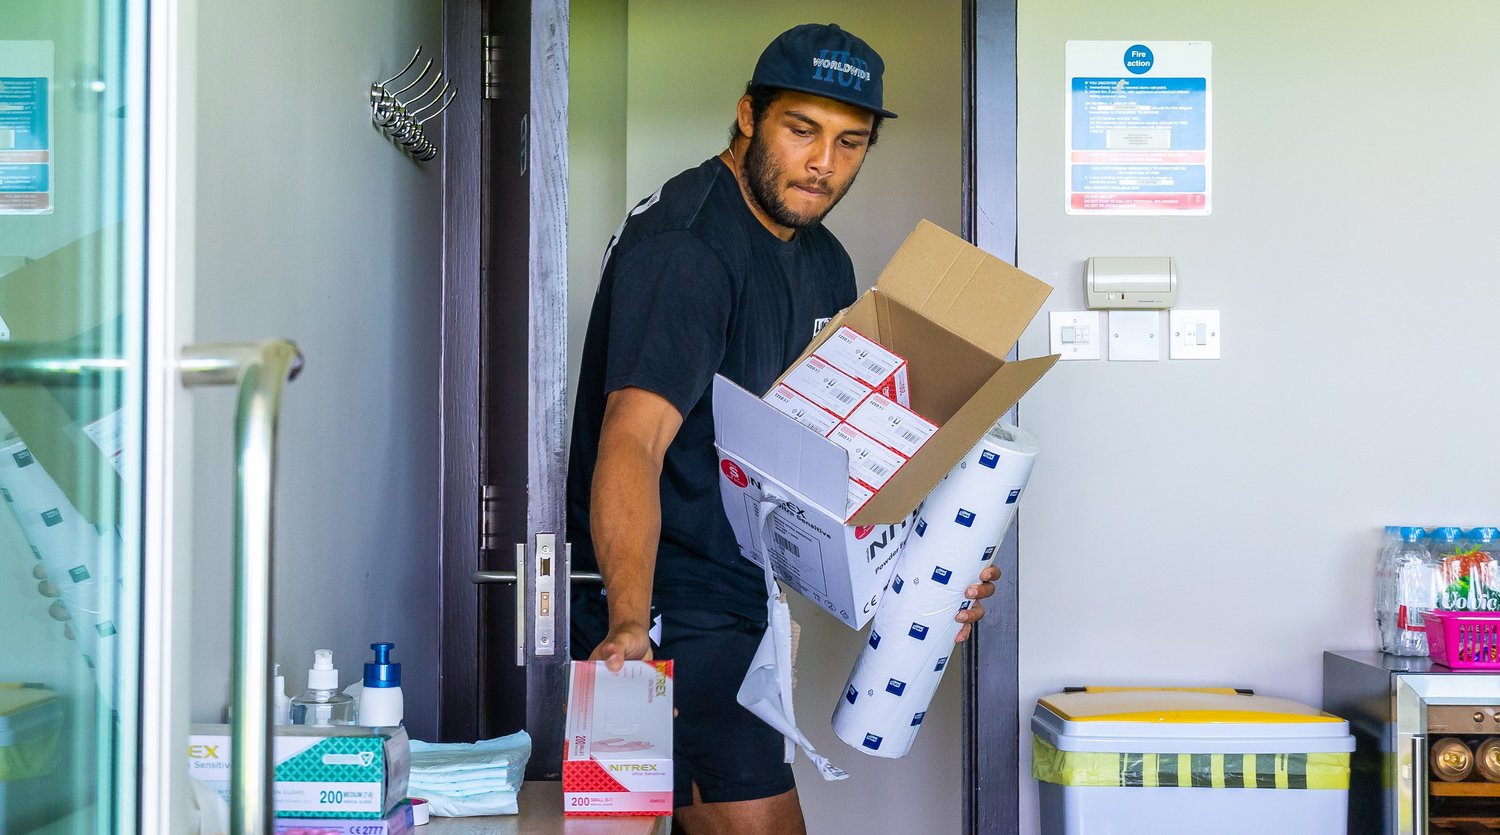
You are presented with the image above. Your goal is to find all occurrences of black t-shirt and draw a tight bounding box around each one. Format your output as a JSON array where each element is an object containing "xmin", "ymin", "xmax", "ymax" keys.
[{"xmin": 568, "ymin": 157, "xmax": 858, "ymax": 618}]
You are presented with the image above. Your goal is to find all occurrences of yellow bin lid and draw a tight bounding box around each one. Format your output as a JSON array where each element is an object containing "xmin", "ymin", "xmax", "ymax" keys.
[
  {"xmin": 1033, "ymin": 688, "xmax": 1354, "ymax": 754},
  {"xmin": 0, "ymin": 685, "xmax": 61, "ymax": 748}
]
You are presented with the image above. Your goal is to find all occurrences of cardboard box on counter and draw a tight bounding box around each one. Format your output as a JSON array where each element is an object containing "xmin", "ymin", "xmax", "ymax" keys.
[
  {"xmin": 275, "ymin": 800, "xmax": 414, "ymax": 834},
  {"xmin": 189, "ymin": 724, "xmax": 410, "ymax": 819},
  {"xmin": 713, "ymin": 220, "xmax": 1057, "ymax": 628},
  {"xmin": 563, "ymin": 660, "xmax": 673, "ymax": 817}
]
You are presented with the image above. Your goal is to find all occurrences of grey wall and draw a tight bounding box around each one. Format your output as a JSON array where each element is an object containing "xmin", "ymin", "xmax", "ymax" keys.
[
  {"xmin": 567, "ymin": 0, "xmax": 628, "ymax": 422},
  {"xmin": 568, "ymin": 5, "xmax": 965, "ymax": 832},
  {"xmin": 1012, "ymin": 1, "xmax": 1500, "ymax": 830},
  {"xmin": 187, "ymin": 0, "xmax": 444, "ymax": 740}
]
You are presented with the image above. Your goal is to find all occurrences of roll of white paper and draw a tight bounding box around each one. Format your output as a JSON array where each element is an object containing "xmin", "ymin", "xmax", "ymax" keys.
[
  {"xmin": 831, "ymin": 421, "xmax": 1039, "ymax": 758},
  {"xmin": 0, "ymin": 437, "xmax": 121, "ymax": 702}
]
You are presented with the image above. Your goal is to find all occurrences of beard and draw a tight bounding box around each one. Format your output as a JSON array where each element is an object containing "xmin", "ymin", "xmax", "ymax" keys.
[{"xmin": 742, "ymin": 131, "xmax": 857, "ymax": 230}]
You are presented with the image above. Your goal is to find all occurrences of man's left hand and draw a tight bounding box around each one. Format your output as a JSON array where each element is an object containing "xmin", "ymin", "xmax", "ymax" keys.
[{"xmin": 954, "ymin": 565, "xmax": 1001, "ymax": 643}]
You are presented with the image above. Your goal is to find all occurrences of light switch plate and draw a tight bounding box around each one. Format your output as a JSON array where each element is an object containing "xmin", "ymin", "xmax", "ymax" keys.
[
  {"xmin": 1108, "ymin": 310, "xmax": 1160, "ymax": 361},
  {"xmin": 1168, "ymin": 309, "xmax": 1221, "ymax": 360},
  {"xmin": 1049, "ymin": 310, "xmax": 1101, "ymax": 360}
]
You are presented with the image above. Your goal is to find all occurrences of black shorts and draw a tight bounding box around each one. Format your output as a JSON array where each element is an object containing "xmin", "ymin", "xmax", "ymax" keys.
[{"xmin": 570, "ymin": 592, "xmax": 795, "ymax": 807}]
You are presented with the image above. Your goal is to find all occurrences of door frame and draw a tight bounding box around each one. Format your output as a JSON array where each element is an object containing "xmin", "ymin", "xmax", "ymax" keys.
[
  {"xmin": 963, "ymin": 1, "xmax": 1023, "ymax": 832},
  {"xmin": 437, "ymin": 0, "xmax": 571, "ymax": 771},
  {"xmin": 440, "ymin": 1, "xmax": 1024, "ymax": 821},
  {"xmin": 437, "ymin": 0, "xmax": 484, "ymax": 744}
]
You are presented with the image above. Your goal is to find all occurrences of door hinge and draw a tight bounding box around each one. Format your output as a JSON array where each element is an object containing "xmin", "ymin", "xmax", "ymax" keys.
[
  {"xmin": 482, "ymin": 34, "xmax": 502, "ymax": 100},
  {"xmin": 481, "ymin": 484, "xmax": 500, "ymax": 550}
]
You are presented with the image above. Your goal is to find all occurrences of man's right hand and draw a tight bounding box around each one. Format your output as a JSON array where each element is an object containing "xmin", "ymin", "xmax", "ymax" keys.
[{"xmin": 588, "ymin": 621, "xmax": 654, "ymax": 672}]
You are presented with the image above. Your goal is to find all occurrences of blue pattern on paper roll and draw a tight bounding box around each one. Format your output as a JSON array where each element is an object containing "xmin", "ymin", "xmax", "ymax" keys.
[
  {"xmin": 1007, "ymin": 488, "xmax": 1022, "ymax": 504},
  {"xmin": 831, "ymin": 422, "xmax": 1040, "ymax": 761},
  {"xmin": 846, "ymin": 685, "xmax": 859, "ymax": 705},
  {"xmin": 869, "ymin": 630, "xmax": 881, "ymax": 649}
]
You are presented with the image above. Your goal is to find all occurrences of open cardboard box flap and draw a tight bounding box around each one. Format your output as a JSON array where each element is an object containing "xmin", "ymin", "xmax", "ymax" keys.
[
  {"xmin": 871, "ymin": 219, "xmax": 1051, "ymax": 359},
  {"xmin": 848, "ymin": 353, "xmax": 1057, "ymax": 524},
  {"xmin": 728, "ymin": 219, "xmax": 1058, "ymax": 526},
  {"xmin": 712, "ymin": 375, "xmax": 849, "ymax": 514}
]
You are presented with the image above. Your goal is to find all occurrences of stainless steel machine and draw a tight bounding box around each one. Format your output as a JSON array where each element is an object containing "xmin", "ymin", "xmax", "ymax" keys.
[{"xmin": 1323, "ymin": 651, "xmax": 1500, "ymax": 834}]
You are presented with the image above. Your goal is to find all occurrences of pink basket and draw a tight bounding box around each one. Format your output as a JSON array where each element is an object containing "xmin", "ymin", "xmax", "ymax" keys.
[{"xmin": 1425, "ymin": 611, "xmax": 1500, "ymax": 669}]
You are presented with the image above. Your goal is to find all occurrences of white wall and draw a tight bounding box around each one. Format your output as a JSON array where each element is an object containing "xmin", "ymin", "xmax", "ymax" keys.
[
  {"xmin": 568, "ymin": 5, "xmax": 964, "ymax": 833},
  {"xmin": 1013, "ymin": 1, "xmax": 1500, "ymax": 830},
  {"xmin": 187, "ymin": 0, "xmax": 444, "ymax": 739}
]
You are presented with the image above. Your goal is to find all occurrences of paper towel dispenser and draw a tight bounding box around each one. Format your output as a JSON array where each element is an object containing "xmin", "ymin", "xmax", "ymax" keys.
[{"xmin": 1085, "ymin": 256, "xmax": 1176, "ymax": 309}]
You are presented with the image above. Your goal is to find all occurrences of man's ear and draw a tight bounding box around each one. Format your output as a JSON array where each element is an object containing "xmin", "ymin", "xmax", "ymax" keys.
[{"xmin": 736, "ymin": 95, "xmax": 755, "ymax": 139}]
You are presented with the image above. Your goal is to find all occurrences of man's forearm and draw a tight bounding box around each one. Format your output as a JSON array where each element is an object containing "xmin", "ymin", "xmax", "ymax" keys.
[{"xmin": 590, "ymin": 435, "xmax": 662, "ymax": 632}]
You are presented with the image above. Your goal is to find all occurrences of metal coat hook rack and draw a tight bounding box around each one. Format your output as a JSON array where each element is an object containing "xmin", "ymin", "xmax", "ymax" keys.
[{"xmin": 370, "ymin": 47, "xmax": 456, "ymax": 163}]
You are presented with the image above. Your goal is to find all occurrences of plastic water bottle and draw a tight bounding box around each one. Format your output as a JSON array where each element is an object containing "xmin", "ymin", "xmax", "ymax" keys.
[
  {"xmin": 1378, "ymin": 527, "xmax": 1437, "ymax": 656},
  {"xmin": 1374, "ymin": 526, "xmax": 1401, "ymax": 642}
]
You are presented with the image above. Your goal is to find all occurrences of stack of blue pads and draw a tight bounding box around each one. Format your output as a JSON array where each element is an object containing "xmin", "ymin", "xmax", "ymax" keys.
[{"xmin": 407, "ymin": 731, "xmax": 532, "ymax": 818}]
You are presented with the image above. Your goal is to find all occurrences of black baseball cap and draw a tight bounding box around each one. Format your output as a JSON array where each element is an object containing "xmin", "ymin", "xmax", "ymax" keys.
[{"xmin": 751, "ymin": 23, "xmax": 897, "ymax": 119}]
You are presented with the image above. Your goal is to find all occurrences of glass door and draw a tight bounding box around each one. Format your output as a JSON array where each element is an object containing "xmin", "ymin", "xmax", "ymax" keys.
[{"xmin": 0, "ymin": 1, "xmax": 148, "ymax": 832}]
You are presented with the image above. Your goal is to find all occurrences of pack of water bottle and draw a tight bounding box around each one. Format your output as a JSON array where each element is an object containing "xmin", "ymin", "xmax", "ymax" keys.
[{"xmin": 1376, "ymin": 526, "xmax": 1500, "ymax": 656}]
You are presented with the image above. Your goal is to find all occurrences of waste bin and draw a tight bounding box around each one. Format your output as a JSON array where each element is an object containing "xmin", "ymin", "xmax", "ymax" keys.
[
  {"xmin": 1032, "ymin": 687, "xmax": 1353, "ymax": 835},
  {"xmin": 0, "ymin": 684, "xmax": 62, "ymax": 832}
]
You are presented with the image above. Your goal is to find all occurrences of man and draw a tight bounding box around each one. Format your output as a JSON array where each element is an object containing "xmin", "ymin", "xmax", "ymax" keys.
[{"xmin": 568, "ymin": 23, "xmax": 1000, "ymax": 834}]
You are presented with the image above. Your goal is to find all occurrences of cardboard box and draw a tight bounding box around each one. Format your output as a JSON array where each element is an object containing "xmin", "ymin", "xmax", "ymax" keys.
[
  {"xmin": 844, "ymin": 393, "xmax": 937, "ymax": 459},
  {"xmin": 779, "ymin": 355, "xmax": 870, "ymax": 419},
  {"xmin": 563, "ymin": 660, "xmax": 674, "ymax": 817},
  {"xmin": 764, "ymin": 383, "xmax": 840, "ymax": 437},
  {"xmin": 188, "ymin": 724, "xmax": 410, "ymax": 819},
  {"xmin": 275, "ymin": 801, "xmax": 414, "ymax": 835},
  {"xmin": 812, "ymin": 326, "xmax": 910, "ymax": 406},
  {"xmin": 713, "ymin": 220, "xmax": 1057, "ymax": 628}
]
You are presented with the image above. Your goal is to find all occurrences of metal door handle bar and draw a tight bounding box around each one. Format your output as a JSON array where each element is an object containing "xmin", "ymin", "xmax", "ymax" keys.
[
  {"xmin": 0, "ymin": 342, "xmax": 129, "ymax": 384},
  {"xmin": 1411, "ymin": 735, "xmax": 1427, "ymax": 835},
  {"xmin": 470, "ymin": 570, "xmax": 602, "ymax": 584},
  {"xmin": 181, "ymin": 340, "xmax": 303, "ymax": 835},
  {"xmin": 471, "ymin": 563, "xmax": 599, "ymax": 666}
]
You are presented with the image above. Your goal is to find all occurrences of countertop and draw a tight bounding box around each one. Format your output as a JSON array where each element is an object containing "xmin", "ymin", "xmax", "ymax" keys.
[{"xmin": 424, "ymin": 782, "xmax": 670, "ymax": 835}]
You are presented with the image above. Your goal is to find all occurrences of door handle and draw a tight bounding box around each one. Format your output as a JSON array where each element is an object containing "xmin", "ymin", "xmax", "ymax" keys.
[
  {"xmin": 181, "ymin": 340, "xmax": 303, "ymax": 835},
  {"xmin": 1410, "ymin": 734, "xmax": 1427, "ymax": 835},
  {"xmin": 0, "ymin": 338, "xmax": 302, "ymax": 835},
  {"xmin": 470, "ymin": 537, "xmax": 599, "ymax": 665}
]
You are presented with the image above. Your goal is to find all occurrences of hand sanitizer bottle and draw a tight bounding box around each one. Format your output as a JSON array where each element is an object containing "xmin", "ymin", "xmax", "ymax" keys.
[
  {"xmin": 358, "ymin": 642, "xmax": 404, "ymax": 727},
  {"xmin": 290, "ymin": 649, "xmax": 355, "ymax": 726},
  {"xmin": 273, "ymin": 663, "xmax": 291, "ymax": 725}
]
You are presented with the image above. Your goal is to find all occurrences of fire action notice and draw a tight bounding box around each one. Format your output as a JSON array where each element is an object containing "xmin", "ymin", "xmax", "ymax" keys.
[
  {"xmin": 1065, "ymin": 40, "xmax": 1211, "ymax": 216},
  {"xmin": 0, "ymin": 41, "xmax": 54, "ymax": 215}
]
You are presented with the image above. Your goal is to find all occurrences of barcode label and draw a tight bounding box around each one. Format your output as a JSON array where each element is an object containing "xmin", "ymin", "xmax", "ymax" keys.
[
  {"xmin": 829, "ymin": 424, "xmax": 906, "ymax": 489},
  {"xmin": 814, "ymin": 327, "xmax": 905, "ymax": 388},
  {"xmin": 773, "ymin": 532, "xmax": 801, "ymax": 558},
  {"xmin": 780, "ymin": 356, "xmax": 871, "ymax": 418},
  {"xmin": 845, "ymin": 394, "xmax": 937, "ymax": 458}
]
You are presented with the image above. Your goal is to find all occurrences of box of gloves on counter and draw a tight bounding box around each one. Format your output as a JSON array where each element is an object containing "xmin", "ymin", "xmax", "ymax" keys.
[{"xmin": 713, "ymin": 220, "xmax": 1057, "ymax": 628}]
